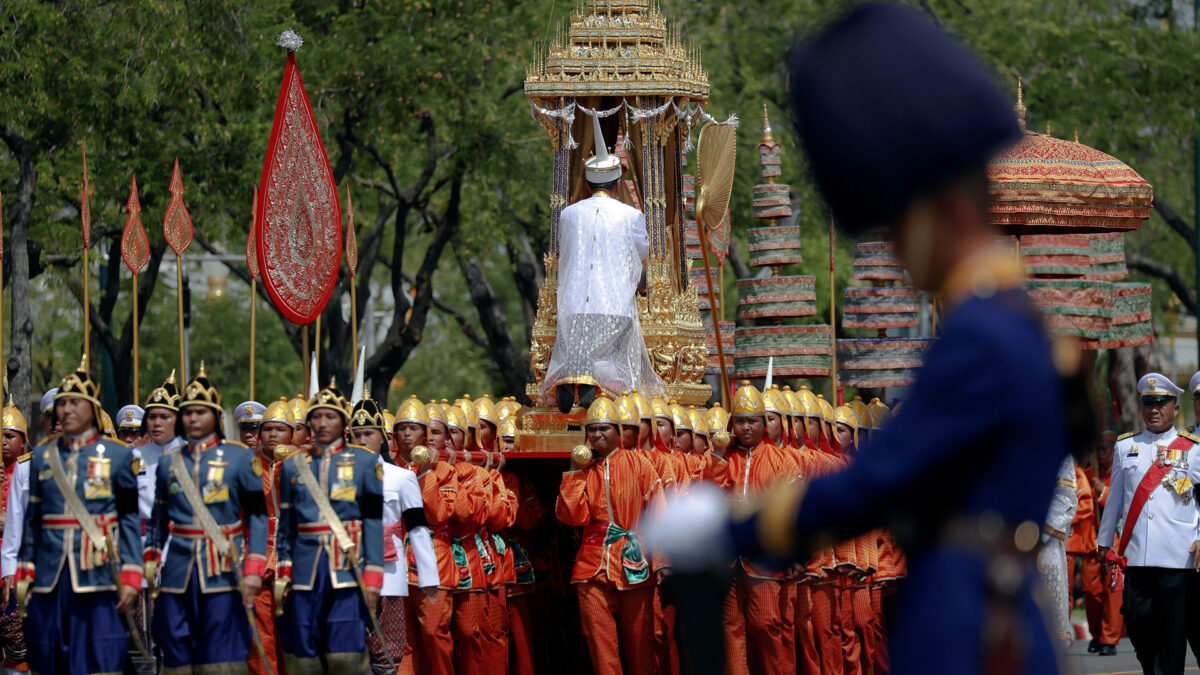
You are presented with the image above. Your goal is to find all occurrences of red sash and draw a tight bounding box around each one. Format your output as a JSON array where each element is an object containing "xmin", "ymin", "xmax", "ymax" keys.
[{"xmin": 1114, "ymin": 434, "xmax": 1195, "ymax": 563}]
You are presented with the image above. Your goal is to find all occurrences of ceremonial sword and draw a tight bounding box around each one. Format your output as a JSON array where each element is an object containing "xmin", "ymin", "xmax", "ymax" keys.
[{"xmin": 103, "ymin": 534, "xmax": 152, "ymax": 661}]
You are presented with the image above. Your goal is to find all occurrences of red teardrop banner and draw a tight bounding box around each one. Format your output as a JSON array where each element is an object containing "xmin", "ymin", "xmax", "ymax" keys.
[{"xmin": 256, "ymin": 49, "xmax": 341, "ymax": 325}]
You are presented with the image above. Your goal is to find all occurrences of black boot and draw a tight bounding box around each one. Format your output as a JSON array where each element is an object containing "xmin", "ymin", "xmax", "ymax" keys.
[
  {"xmin": 1087, "ymin": 638, "xmax": 1099, "ymax": 653},
  {"xmin": 556, "ymin": 384, "xmax": 576, "ymax": 414},
  {"xmin": 578, "ymin": 384, "xmax": 597, "ymax": 409}
]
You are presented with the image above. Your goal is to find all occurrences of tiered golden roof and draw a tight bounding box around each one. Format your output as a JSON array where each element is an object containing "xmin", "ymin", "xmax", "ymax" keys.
[{"xmin": 525, "ymin": 0, "xmax": 709, "ymax": 100}]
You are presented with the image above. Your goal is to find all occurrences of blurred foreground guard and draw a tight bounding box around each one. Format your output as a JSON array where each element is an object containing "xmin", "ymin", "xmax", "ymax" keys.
[
  {"xmin": 646, "ymin": 5, "xmax": 1086, "ymax": 674},
  {"xmin": 1097, "ymin": 375, "xmax": 1200, "ymax": 674}
]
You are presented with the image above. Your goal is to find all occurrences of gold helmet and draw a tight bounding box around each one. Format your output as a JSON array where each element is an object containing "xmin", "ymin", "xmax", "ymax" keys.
[
  {"xmin": 2, "ymin": 395, "xmax": 27, "ymax": 437},
  {"xmin": 425, "ymin": 401, "xmax": 444, "ymax": 426},
  {"xmin": 763, "ymin": 386, "xmax": 786, "ymax": 416},
  {"xmin": 394, "ymin": 395, "xmax": 429, "ymax": 427},
  {"xmin": 796, "ymin": 386, "xmax": 820, "ymax": 418},
  {"xmin": 584, "ymin": 395, "xmax": 620, "ymax": 426},
  {"xmin": 56, "ymin": 355, "xmax": 104, "ymax": 422},
  {"xmin": 307, "ymin": 378, "xmax": 350, "ymax": 423},
  {"xmin": 99, "ymin": 409, "xmax": 117, "ymax": 439},
  {"xmin": 688, "ymin": 407, "xmax": 708, "ymax": 437},
  {"xmin": 350, "ymin": 394, "xmax": 387, "ymax": 431},
  {"xmin": 179, "ymin": 362, "xmax": 223, "ymax": 413},
  {"xmin": 495, "ymin": 397, "xmax": 522, "ymax": 422},
  {"xmin": 866, "ymin": 397, "xmax": 891, "ymax": 430},
  {"xmin": 614, "ymin": 395, "xmax": 640, "ymax": 427},
  {"xmin": 454, "ymin": 396, "xmax": 479, "ymax": 429},
  {"xmin": 474, "ymin": 395, "xmax": 497, "ymax": 425},
  {"xmin": 705, "ymin": 403, "xmax": 730, "ymax": 435},
  {"xmin": 288, "ymin": 395, "xmax": 309, "ymax": 426},
  {"xmin": 444, "ymin": 406, "xmax": 467, "ymax": 432},
  {"xmin": 670, "ymin": 402, "xmax": 692, "ymax": 431},
  {"xmin": 262, "ymin": 397, "xmax": 296, "ymax": 429},
  {"xmin": 833, "ymin": 405, "xmax": 860, "ymax": 447},
  {"xmin": 731, "ymin": 381, "xmax": 765, "ymax": 417},
  {"xmin": 781, "ymin": 386, "xmax": 801, "ymax": 417},
  {"xmin": 628, "ymin": 390, "xmax": 654, "ymax": 421},
  {"xmin": 144, "ymin": 369, "xmax": 181, "ymax": 412},
  {"xmin": 848, "ymin": 396, "xmax": 868, "ymax": 423},
  {"xmin": 498, "ymin": 417, "xmax": 518, "ymax": 439},
  {"xmin": 383, "ymin": 409, "xmax": 396, "ymax": 432},
  {"xmin": 816, "ymin": 395, "xmax": 835, "ymax": 424}
]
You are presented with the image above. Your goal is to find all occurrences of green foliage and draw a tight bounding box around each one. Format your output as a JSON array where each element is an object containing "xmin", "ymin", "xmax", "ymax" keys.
[{"xmin": 3, "ymin": 0, "xmax": 1199, "ymax": 408}]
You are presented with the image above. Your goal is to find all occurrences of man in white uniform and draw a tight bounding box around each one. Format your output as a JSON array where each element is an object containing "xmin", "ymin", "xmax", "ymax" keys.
[
  {"xmin": 349, "ymin": 395, "xmax": 438, "ymax": 673},
  {"xmin": 116, "ymin": 404, "xmax": 145, "ymax": 445},
  {"xmin": 1099, "ymin": 373, "xmax": 1200, "ymax": 675},
  {"xmin": 1037, "ymin": 457, "xmax": 1078, "ymax": 646},
  {"xmin": 544, "ymin": 112, "xmax": 663, "ymax": 413}
]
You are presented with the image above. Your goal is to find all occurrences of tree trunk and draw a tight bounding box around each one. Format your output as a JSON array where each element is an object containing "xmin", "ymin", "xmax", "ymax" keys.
[
  {"xmin": 0, "ymin": 124, "xmax": 37, "ymax": 425},
  {"xmin": 457, "ymin": 247, "xmax": 534, "ymax": 403}
]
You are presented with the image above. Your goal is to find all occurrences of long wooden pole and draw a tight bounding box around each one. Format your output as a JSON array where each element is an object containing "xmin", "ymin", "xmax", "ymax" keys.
[
  {"xmin": 176, "ymin": 254, "xmax": 186, "ymax": 382},
  {"xmin": 829, "ymin": 213, "xmax": 839, "ymax": 405},
  {"xmin": 249, "ymin": 278, "xmax": 257, "ymax": 400},
  {"xmin": 697, "ymin": 197, "xmax": 729, "ymax": 409},
  {"xmin": 314, "ymin": 316, "xmax": 321, "ymax": 385},
  {"xmin": 302, "ymin": 325, "xmax": 310, "ymax": 395},
  {"xmin": 350, "ymin": 282, "xmax": 358, "ymax": 377},
  {"xmin": 132, "ymin": 275, "xmax": 139, "ymax": 403},
  {"xmin": 84, "ymin": 245, "xmax": 91, "ymax": 359}
]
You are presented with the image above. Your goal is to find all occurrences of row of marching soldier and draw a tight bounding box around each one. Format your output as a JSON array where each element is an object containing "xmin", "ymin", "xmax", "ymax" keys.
[{"xmin": 0, "ymin": 351, "xmax": 908, "ymax": 674}]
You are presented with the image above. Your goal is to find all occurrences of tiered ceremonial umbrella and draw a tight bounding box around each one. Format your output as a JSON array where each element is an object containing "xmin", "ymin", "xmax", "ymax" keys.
[
  {"xmin": 732, "ymin": 106, "xmax": 833, "ymax": 380},
  {"xmin": 990, "ymin": 83, "xmax": 1153, "ymax": 350}
]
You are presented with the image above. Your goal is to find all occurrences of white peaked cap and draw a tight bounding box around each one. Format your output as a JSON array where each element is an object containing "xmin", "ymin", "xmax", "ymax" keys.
[
  {"xmin": 1189, "ymin": 370, "xmax": 1200, "ymax": 395},
  {"xmin": 41, "ymin": 388, "xmax": 59, "ymax": 415},
  {"xmin": 584, "ymin": 111, "xmax": 622, "ymax": 183},
  {"xmin": 1138, "ymin": 372, "xmax": 1184, "ymax": 398}
]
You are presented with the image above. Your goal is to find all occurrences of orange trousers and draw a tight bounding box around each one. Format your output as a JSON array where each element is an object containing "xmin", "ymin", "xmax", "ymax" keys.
[
  {"xmin": 794, "ymin": 583, "xmax": 821, "ymax": 675},
  {"xmin": 654, "ymin": 587, "xmax": 681, "ymax": 675},
  {"xmin": 870, "ymin": 587, "xmax": 889, "ymax": 674},
  {"xmin": 576, "ymin": 581, "xmax": 656, "ymax": 675},
  {"xmin": 1069, "ymin": 552, "xmax": 1123, "ymax": 645},
  {"xmin": 850, "ymin": 585, "xmax": 878, "ymax": 675},
  {"xmin": 723, "ymin": 572, "xmax": 796, "ymax": 675},
  {"xmin": 810, "ymin": 582, "xmax": 844, "ymax": 675},
  {"xmin": 507, "ymin": 593, "xmax": 535, "ymax": 675},
  {"xmin": 451, "ymin": 591, "xmax": 489, "ymax": 673},
  {"xmin": 248, "ymin": 571, "xmax": 285, "ymax": 675},
  {"xmin": 398, "ymin": 589, "xmax": 453, "ymax": 675},
  {"xmin": 839, "ymin": 585, "xmax": 862, "ymax": 675},
  {"xmin": 484, "ymin": 588, "xmax": 509, "ymax": 673}
]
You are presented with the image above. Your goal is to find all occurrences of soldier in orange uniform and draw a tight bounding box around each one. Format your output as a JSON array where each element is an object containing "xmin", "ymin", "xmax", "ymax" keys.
[
  {"xmin": 478, "ymin": 396, "xmax": 518, "ymax": 673},
  {"xmin": 1067, "ymin": 455, "xmax": 1096, "ymax": 650},
  {"xmin": 557, "ymin": 395, "xmax": 665, "ymax": 675},
  {"xmin": 1082, "ymin": 431, "xmax": 1122, "ymax": 656},
  {"xmin": 704, "ymin": 381, "xmax": 800, "ymax": 675},
  {"xmin": 249, "ymin": 398, "xmax": 298, "ymax": 675},
  {"xmin": 499, "ymin": 417, "xmax": 545, "ymax": 675},
  {"xmin": 392, "ymin": 396, "xmax": 459, "ymax": 675}
]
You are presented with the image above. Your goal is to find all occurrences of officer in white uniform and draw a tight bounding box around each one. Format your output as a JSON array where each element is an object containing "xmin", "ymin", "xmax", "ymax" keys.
[
  {"xmin": 115, "ymin": 404, "xmax": 145, "ymax": 445},
  {"xmin": 234, "ymin": 400, "xmax": 266, "ymax": 449},
  {"xmin": 1, "ymin": 389, "xmax": 57, "ymax": 590},
  {"xmin": 1099, "ymin": 373, "xmax": 1200, "ymax": 674}
]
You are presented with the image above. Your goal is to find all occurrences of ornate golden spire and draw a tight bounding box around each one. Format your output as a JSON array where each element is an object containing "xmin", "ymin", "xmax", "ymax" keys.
[
  {"xmin": 762, "ymin": 104, "xmax": 775, "ymax": 144},
  {"xmin": 1014, "ymin": 77, "xmax": 1026, "ymax": 131}
]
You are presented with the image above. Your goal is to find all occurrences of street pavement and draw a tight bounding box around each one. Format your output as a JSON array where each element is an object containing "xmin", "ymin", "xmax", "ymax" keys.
[{"xmin": 1069, "ymin": 637, "xmax": 1200, "ymax": 674}]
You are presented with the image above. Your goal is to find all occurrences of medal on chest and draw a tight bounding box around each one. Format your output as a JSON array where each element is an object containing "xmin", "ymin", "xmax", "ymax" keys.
[
  {"xmin": 84, "ymin": 445, "xmax": 113, "ymax": 499},
  {"xmin": 202, "ymin": 448, "xmax": 230, "ymax": 504},
  {"xmin": 331, "ymin": 457, "xmax": 356, "ymax": 501}
]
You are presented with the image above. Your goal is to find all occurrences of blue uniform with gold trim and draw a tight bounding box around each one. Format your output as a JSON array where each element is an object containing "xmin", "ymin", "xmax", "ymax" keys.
[
  {"xmin": 276, "ymin": 439, "xmax": 383, "ymax": 671},
  {"xmin": 19, "ymin": 433, "xmax": 142, "ymax": 675},
  {"xmin": 145, "ymin": 436, "xmax": 268, "ymax": 670},
  {"xmin": 737, "ymin": 263, "xmax": 1069, "ymax": 674}
]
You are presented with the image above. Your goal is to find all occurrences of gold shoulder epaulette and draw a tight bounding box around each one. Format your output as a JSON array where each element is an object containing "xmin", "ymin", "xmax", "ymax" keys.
[
  {"xmin": 1180, "ymin": 429, "xmax": 1200, "ymax": 444},
  {"xmin": 275, "ymin": 444, "xmax": 301, "ymax": 460},
  {"xmin": 225, "ymin": 440, "xmax": 251, "ymax": 449},
  {"xmin": 17, "ymin": 451, "xmax": 31, "ymax": 463},
  {"xmin": 102, "ymin": 438, "xmax": 130, "ymax": 448},
  {"xmin": 347, "ymin": 443, "xmax": 375, "ymax": 455},
  {"xmin": 1117, "ymin": 431, "xmax": 1137, "ymax": 441}
]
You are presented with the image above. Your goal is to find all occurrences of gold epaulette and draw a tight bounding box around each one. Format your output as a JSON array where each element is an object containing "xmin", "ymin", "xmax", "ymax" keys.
[
  {"xmin": 17, "ymin": 452, "xmax": 31, "ymax": 463},
  {"xmin": 275, "ymin": 444, "xmax": 302, "ymax": 460},
  {"xmin": 347, "ymin": 443, "xmax": 374, "ymax": 455},
  {"xmin": 224, "ymin": 440, "xmax": 251, "ymax": 450},
  {"xmin": 1117, "ymin": 431, "xmax": 1137, "ymax": 441},
  {"xmin": 1180, "ymin": 429, "xmax": 1200, "ymax": 444}
]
